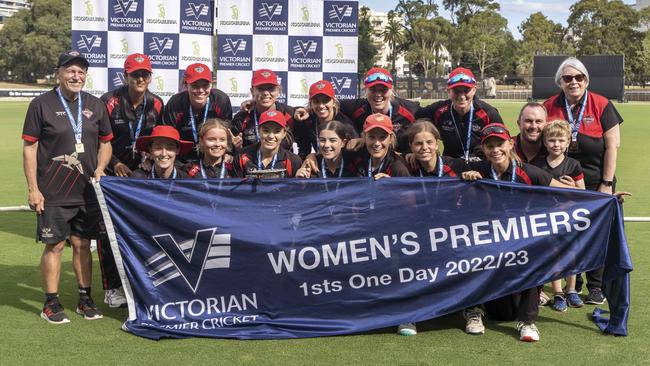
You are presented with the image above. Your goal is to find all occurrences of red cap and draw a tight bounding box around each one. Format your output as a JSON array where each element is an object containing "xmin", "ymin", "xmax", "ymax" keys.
[
  {"xmin": 259, "ymin": 110, "xmax": 287, "ymax": 128},
  {"xmin": 480, "ymin": 123, "xmax": 511, "ymax": 143},
  {"xmin": 252, "ymin": 69, "xmax": 279, "ymax": 87},
  {"xmin": 135, "ymin": 126, "xmax": 194, "ymax": 155},
  {"xmin": 447, "ymin": 67, "xmax": 476, "ymax": 89},
  {"xmin": 184, "ymin": 63, "xmax": 212, "ymax": 84},
  {"xmin": 363, "ymin": 113, "xmax": 393, "ymax": 134},
  {"xmin": 364, "ymin": 67, "xmax": 393, "ymax": 88},
  {"xmin": 309, "ymin": 80, "xmax": 335, "ymax": 99},
  {"xmin": 124, "ymin": 53, "xmax": 152, "ymax": 74}
]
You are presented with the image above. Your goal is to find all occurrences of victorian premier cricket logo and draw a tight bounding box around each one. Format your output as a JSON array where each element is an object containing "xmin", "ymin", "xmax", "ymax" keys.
[{"xmin": 146, "ymin": 228, "xmax": 231, "ymax": 293}]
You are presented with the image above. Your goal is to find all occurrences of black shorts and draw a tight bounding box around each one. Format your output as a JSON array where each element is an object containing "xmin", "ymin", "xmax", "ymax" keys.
[{"xmin": 37, "ymin": 204, "xmax": 102, "ymax": 244}]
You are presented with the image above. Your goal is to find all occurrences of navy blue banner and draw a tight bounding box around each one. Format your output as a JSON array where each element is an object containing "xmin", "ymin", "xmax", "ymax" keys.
[{"xmin": 95, "ymin": 177, "xmax": 631, "ymax": 340}]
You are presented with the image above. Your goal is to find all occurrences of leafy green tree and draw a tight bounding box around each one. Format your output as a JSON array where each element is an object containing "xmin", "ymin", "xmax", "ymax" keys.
[
  {"xmin": 456, "ymin": 11, "xmax": 511, "ymax": 80},
  {"xmin": 382, "ymin": 11, "xmax": 404, "ymax": 75},
  {"xmin": 517, "ymin": 12, "xmax": 572, "ymax": 76},
  {"xmin": 442, "ymin": 0, "xmax": 499, "ymax": 26},
  {"xmin": 0, "ymin": 0, "xmax": 71, "ymax": 82},
  {"xmin": 568, "ymin": 0, "xmax": 645, "ymax": 80},
  {"xmin": 358, "ymin": 6, "xmax": 379, "ymax": 74}
]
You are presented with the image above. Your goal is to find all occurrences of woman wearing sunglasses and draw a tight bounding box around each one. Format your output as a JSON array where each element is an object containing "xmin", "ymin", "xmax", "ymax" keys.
[
  {"xmin": 415, "ymin": 67, "xmax": 503, "ymax": 162},
  {"xmin": 461, "ymin": 123, "xmax": 571, "ymax": 342},
  {"xmin": 542, "ymin": 57, "xmax": 623, "ymax": 305},
  {"xmin": 338, "ymin": 67, "xmax": 419, "ymax": 153}
]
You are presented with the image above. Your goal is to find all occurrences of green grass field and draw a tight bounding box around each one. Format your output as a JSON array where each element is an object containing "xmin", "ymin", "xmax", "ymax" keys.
[{"xmin": 1, "ymin": 100, "xmax": 649, "ymax": 365}]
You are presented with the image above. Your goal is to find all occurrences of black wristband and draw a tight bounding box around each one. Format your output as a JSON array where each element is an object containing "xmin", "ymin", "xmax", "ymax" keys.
[{"xmin": 601, "ymin": 180, "xmax": 614, "ymax": 187}]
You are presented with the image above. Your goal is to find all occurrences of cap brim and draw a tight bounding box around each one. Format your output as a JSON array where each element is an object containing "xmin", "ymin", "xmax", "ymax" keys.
[
  {"xmin": 448, "ymin": 82, "xmax": 476, "ymax": 90},
  {"xmin": 252, "ymin": 81, "xmax": 279, "ymax": 87},
  {"xmin": 310, "ymin": 91, "xmax": 334, "ymax": 99},
  {"xmin": 135, "ymin": 136, "xmax": 194, "ymax": 155},
  {"xmin": 481, "ymin": 133, "xmax": 510, "ymax": 143},
  {"xmin": 185, "ymin": 76, "xmax": 211, "ymax": 84},
  {"xmin": 259, "ymin": 120, "xmax": 286, "ymax": 128},
  {"xmin": 126, "ymin": 66, "xmax": 152, "ymax": 73},
  {"xmin": 363, "ymin": 125, "xmax": 393, "ymax": 134},
  {"xmin": 365, "ymin": 80, "xmax": 392, "ymax": 89},
  {"xmin": 58, "ymin": 57, "xmax": 89, "ymax": 69}
]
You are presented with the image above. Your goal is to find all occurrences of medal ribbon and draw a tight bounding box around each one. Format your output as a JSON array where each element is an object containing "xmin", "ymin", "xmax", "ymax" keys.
[
  {"xmin": 419, "ymin": 156, "xmax": 444, "ymax": 177},
  {"xmin": 321, "ymin": 155, "xmax": 344, "ymax": 178},
  {"xmin": 564, "ymin": 90, "xmax": 588, "ymax": 142},
  {"xmin": 490, "ymin": 158, "xmax": 517, "ymax": 183},
  {"xmin": 257, "ymin": 149, "xmax": 278, "ymax": 170},
  {"xmin": 189, "ymin": 98, "xmax": 210, "ymax": 143},
  {"xmin": 56, "ymin": 87, "xmax": 83, "ymax": 144},
  {"xmin": 450, "ymin": 102, "xmax": 474, "ymax": 162}
]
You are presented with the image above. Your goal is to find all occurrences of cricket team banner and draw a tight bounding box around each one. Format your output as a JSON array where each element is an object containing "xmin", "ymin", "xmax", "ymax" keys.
[
  {"xmin": 216, "ymin": 0, "xmax": 359, "ymax": 110},
  {"xmin": 95, "ymin": 177, "xmax": 631, "ymax": 340},
  {"xmin": 71, "ymin": 0, "xmax": 215, "ymax": 101}
]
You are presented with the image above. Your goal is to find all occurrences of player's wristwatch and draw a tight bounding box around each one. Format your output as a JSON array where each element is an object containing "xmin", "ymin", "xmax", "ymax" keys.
[{"xmin": 601, "ymin": 180, "xmax": 614, "ymax": 187}]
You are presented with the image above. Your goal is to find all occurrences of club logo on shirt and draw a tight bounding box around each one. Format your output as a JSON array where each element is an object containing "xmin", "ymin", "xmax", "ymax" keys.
[
  {"xmin": 52, "ymin": 152, "xmax": 84, "ymax": 174},
  {"xmin": 584, "ymin": 115, "xmax": 594, "ymax": 124},
  {"xmin": 147, "ymin": 228, "xmax": 231, "ymax": 293},
  {"xmin": 82, "ymin": 109, "xmax": 93, "ymax": 119}
]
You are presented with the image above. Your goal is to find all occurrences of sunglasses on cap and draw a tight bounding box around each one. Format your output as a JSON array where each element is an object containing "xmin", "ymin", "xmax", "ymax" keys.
[
  {"xmin": 481, "ymin": 125, "xmax": 509, "ymax": 137},
  {"xmin": 129, "ymin": 70, "xmax": 152, "ymax": 79},
  {"xmin": 561, "ymin": 74, "xmax": 586, "ymax": 83},
  {"xmin": 365, "ymin": 72, "xmax": 393, "ymax": 84},
  {"xmin": 447, "ymin": 73, "xmax": 476, "ymax": 86}
]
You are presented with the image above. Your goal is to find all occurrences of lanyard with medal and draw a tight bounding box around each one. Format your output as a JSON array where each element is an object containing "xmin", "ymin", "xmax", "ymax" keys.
[
  {"xmin": 189, "ymin": 98, "xmax": 210, "ymax": 143},
  {"xmin": 151, "ymin": 166, "xmax": 177, "ymax": 179},
  {"xmin": 419, "ymin": 156, "xmax": 444, "ymax": 177},
  {"xmin": 200, "ymin": 159, "xmax": 227, "ymax": 179},
  {"xmin": 313, "ymin": 117, "xmax": 321, "ymax": 153},
  {"xmin": 56, "ymin": 87, "xmax": 84, "ymax": 154},
  {"xmin": 450, "ymin": 101, "xmax": 474, "ymax": 162},
  {"xmin": 321, "ymin": 155, "xmax": 344, "ymax": 178},
  {"xmin": 564, "ymin": 90, "xmax": 588, "ymax": 152},
  {"xmin": 490, "ymin": 158, "xmax": 517, "ymax": 183},
  {"xmin": 129, "ymin": 97, "xmax": 146, "ymax": 159},
  {"xmin": 252, "ymin": 110, "xmax": 261, "ymax": 142},
  {"xmin": 367, "ymin": 157, "xmax": 385, "ymax": 178},
  {"xmin": 257, "ymin": 149, "xmax": 278, "ymax": 170}
]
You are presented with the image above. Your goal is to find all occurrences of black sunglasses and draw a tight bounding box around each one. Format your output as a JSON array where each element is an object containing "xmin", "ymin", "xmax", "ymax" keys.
[
  {"xmin": 130, "ymin": 70, "xmax": 152, "ymax": 79},
  {"xmin": 481, "ymin": 125, "xmax": 509, "ymax": 137},
  {"xmin": 561, "ymin": 74, "xmax": 586, "ymax": 83}
]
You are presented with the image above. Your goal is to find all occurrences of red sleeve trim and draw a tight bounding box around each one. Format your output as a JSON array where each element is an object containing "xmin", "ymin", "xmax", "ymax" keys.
[
  {"xmin": 100, "ymin": 133, "xmax": 114, "ymax": 142},
  {"xmin": 353, "ymin": 107, "xmax": 366, "ymax": 121},
  {"xmin": 22, "ymin": 134, "xmax": 39, "ymax": 143},
  {"xmin": 516, "ymin": 167, "xmax": 532, "ymax": 185},
  {"xmin": 154, "ymin": 98, "xmax": 164, "ymax": 114},
  {"xmin": 398, "ymin": 105, "xmax": 415, "ymax": 123},
  {"xmin": 574, "ymin": 173, "xmax": 584, "ymax": 182},
  {"xmin": 284, "ymin": 159, "xmax": 293, "ymax": 177}
]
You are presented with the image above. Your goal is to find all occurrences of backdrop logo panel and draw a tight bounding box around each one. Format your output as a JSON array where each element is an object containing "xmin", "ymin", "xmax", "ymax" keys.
[
  {"xmin": 323, "ymin": 36, "xmax": 357, "ymax": 73},
  {"xmin": 108, "ymin": 0, "xmax": 143, "ymax": 32},
  {"xmin": 287, "ymin": 72, "xmax": 321, "ymax": 105},
  {"xmin": 180, "ymin": 0, "xmax": 213, "ymax": 34},
  {"xmin": 288, "ymin": 1, "xmax": 322, "ymax": 33},
  {"xmin": 108, "ymin": 68, "xmax": 126, "ymax": 89},
  {"xmin": 288, "ymin": 36, "xmax": 322, "ymax": 72},
  {"xmin": 252, "ymin": 34, "xmax": 288, "ymax": 70},
  {"xmin": 323, "ymin": 1, "xmax": 358, "ymax": 36},
  {"xmin": 217, "ymin": 35, "xmax": 253, "ymax": 70},
  {"xmin": 84, "ymin": 68, "xmax": 108, "ymax": 96},
  {"xmin": 144, "ymin": 1, "xmax": 180, "ymax": 30},
  {"xmin": 72, "ymin": 0, "xmax": 107, "ymax": 28},
  {"xmin": 217, "ymin": 1, "xmax": 253, "ymax": 34},
  {"xmin": 72, "ymin": 30, "xmax": 108, "ymax": 67},
  {"xmin": 151, "ymin": 69, "xmax": 180, "ymax": 97},
  {"xmin": 144, "ymin": 33, "xmax": 179, "ymax": 69},
  {"xmin": 253, "ymin": 0, "xmax": 289, "ymax": 35},
  {"xmin": 107, "ymin": 32, "xmax": 144, "ymax": 68},
  {"xmin": 179, "ymin": 34, "xmax": 212, "ymax": 67},
  {"xmin": 323, "ymin": 72, "xmax": 357, "ymax": 100}
]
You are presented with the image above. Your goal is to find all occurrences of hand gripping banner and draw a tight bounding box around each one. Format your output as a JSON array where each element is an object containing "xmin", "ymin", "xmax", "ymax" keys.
[{"xmin": 95, "ymin": 177, "xmax": 631, "ymax": 340}]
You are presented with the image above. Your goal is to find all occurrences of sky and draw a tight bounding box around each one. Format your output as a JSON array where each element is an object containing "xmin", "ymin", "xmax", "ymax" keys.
[{"xmin": 357, "ymin": 0, "xmax": 639, "ymax": 39}]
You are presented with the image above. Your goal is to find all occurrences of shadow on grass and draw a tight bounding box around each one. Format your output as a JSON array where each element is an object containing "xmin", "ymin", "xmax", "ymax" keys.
[{"xmin": 0, "ymin": 211, "xmax": 36, "ymax": 240}]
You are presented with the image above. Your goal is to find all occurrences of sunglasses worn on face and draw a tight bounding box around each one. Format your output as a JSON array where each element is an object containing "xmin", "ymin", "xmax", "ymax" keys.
[
  {"xmin": 481, "ymin": 125, "xmax": 509, "ymax": 137},
  {"xmin": 448, "ymin": 73, "xmax": 476, "ymax": 86},
  {"xmin": 130, "ymin": 70, "xmax": 151, "ymax": 79},
  {"xmin": 561, "ymin": 74, "xmax": 586, "ymax": 83},
  {"xmin": 365, "ymin": 72, "xmax": 393, "ymax": 84}
]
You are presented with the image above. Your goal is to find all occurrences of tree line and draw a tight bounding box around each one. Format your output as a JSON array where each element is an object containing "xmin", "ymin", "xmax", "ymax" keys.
[{"xmin": 0, "ymin": 0, "xmax": 648, "ymax": 84}]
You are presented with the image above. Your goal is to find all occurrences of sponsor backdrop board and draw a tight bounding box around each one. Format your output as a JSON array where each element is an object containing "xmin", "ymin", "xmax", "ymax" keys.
[
  {"xmin": 72, "ymin": 0, "xmax": 215, "ymax": 102},
  {"xmin": 216, "ymin": 0, "xmax": 358, "ymax": 110}
]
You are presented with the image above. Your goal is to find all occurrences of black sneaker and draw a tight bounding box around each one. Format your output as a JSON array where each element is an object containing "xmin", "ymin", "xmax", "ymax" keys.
[
  {"xmin": 41, "ymin": 299, "xmax": 70, "ymax": 324},
  {"xmin": 76, "ymin": 297, "xmax": 103, "ymax": 320},
  {"xmin": 585, "ymin": 288, "xmax": 606, "ymax": 305}
]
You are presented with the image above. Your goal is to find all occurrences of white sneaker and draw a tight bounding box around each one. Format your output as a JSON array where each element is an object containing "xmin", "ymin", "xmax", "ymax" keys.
[
  {"xmin": 104, "ymin": 287, "xmax": 127, "ymax": 308},
  {"xmin": 397, "ymin": 322, "xmax": 417, "ymax": 336},
  {"xmin": 463, "ymin": 307, "xmax": 485, "ymax": 335},
  {"xmin": 517, "ymin": 321, "xmax": 540, "ymax": 342}
]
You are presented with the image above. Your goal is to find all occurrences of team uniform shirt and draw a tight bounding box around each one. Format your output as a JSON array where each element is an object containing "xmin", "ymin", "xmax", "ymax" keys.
[
  {"xmin": 469, "ymin": 160, "xmax": 553, "ymax": 186},
  {"xmin": 101, "ymin": 86, "xmax": 164, "ymax": 172},
  {"xmin": 311, "ymin": 152, "xmax": 356, "ymax": 178},
  {"xmin": 162, "ymin": 89, "xmax": 233, "ymax": 162},
  {"xmin": 513, "ymin": 134, "xmax": 547, "ymax": 163},
  {"xmin": 544, "ymin": 91, "xmax": 623, "ymax": 189},
  {"xmin": 22, "ymin": 88, "xmax": 113, "ymax": 206},
  {"xmin": 131, "ymin": 166, "xmax": 190, "ymax": 179},
  {"xmin": 531, "ymin": 156, "xmax": 584, "ymax": 182},
  {"xmin": 293, "ymin": 112, "xmax": 357, "ymax": 159},
  {"xmin": 231, "ymin": 103, "xmax": 295, "ymax": 151},
  {"xmin": 340, "ymin": 97, "xmax": 418, "ymax": 152},
  {"xmin": 237, "ymin": 143, "xmax": 302, "ymax": 178},
  {"xmin": 184, "ymin": 159, "xmax": 238, "ymax": 179},
  {"xmin": 346, "ymin": 149, "xmax": 411, "ymax": 177},
  {"xmin": 415, "ymin": 97, "xmax": 503, "ymax": 160},
  {"xmin": 409, "ymin": 156, "xmax": 467, "ymax": 177}
]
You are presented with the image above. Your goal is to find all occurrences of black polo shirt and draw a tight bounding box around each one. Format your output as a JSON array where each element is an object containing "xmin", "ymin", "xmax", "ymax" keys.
[
  {"xmin": 162, "ymin": 88, "xmax": 233, "ymax": 161},
  {"xmin": 513, "ymin": 134, "xmax": 547, "ymax": 163},
  {"xmin": 101, "ymin": 86, "xmax": 164, "ymax": 172},
  {"xmin": 22, "ymin": 88, "xmax": 113, "ymax": 206},
  {"xmin": 416, "ymin": 97, "xmax": 503, "ymax": 159},
  {"xmin": 410, "ymin": 156, "xmax": 467, "ymax": 177},
  {"xmin": 346, "ymin": 149, "xmax": 411, "ymax": 177},
  {"xmin": 468, "ymin": 160, "xmax": 552, "ymax": 186},
  {"xmin": 293, "ymin": 112, "xmax": 357, "ymax": 159},
  {"xmin": 531, "ymin": 156, "xmax": 584, "ymax": 182},
  {"xmin": 184, "ymin": 160, "xmax": 239, "ymax": 179},
  {"xmin": 312, "ymin": 152, "xmax": 357, "ymax": 178},
  {"xmin": 339, "ymin": 97, "xmax": 419, "ymax": 153},
  {"xmin": 131, "ymin": 167, "xmax": 190, "ymax": 179},
  {"xmin": 237, "ymin": 143, "xmax": 302, "ymax": 178}
]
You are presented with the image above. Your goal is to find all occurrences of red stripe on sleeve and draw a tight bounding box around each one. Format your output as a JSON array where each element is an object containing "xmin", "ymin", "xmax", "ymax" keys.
[
  {"xmin": 100, "ymin": 133, "xmax": 114, "ymax": 142},
  {"xmin": 22, "ymin": 134, "xmax": 39, "ymax": 142}
]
